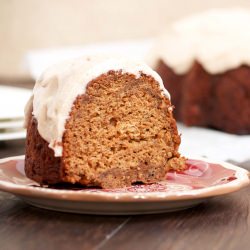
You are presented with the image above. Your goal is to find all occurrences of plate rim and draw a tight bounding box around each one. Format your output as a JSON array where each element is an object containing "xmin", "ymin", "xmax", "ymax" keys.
[
  {"xmin": 0, "ymin": 119, "xmax": 24, "ymax": 129},
  {"xmin": 0, "ymin": 131, "xmax": 26, "ymax": 141},
  {"xmin": 0, "ymin": 155, "xmax": 249, "ymax": 203},
  {"xmin": 0, "ymin": 86, "xmax": 32, "ymax": 120}
]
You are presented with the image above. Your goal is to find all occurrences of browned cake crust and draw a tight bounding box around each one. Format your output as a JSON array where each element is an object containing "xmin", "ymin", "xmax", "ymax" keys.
[
  {"xmin": 156, "ymin": 60, "xmax": 250, "ymax": 134},
  {"xmin": 25, "ymin": 117, "xmax": 62, "ymax": 184},
  {"xmin": 25, "ymin": 71, "xmax": 185, "ymax": 188}
]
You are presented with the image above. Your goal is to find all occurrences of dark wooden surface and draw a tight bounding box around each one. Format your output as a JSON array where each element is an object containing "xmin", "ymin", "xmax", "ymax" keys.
[{"xmin": 0, "ymin": 82, "xmax": 250, "ymax": 250}]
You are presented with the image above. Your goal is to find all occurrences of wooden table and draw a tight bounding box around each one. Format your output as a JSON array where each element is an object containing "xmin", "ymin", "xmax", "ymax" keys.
[{"xmin": 0, "ymin": 82, "xmax": 250, "ymax": 250}]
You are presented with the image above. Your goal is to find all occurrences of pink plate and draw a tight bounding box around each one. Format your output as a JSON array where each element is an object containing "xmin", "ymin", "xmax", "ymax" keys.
[{"xmin": 0, "ymin": 155, "xmax": 249, "ymax": 215}]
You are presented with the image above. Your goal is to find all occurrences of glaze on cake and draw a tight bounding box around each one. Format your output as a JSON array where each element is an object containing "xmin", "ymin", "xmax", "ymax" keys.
[{"xmin": 25, "ymin": 55, "xmax": 185, "ymax": 188}]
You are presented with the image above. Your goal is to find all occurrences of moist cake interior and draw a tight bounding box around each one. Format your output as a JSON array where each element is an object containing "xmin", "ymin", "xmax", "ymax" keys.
[{"xmin": 25, "ymin": 71, "xmax": 185, "ymax": 188}]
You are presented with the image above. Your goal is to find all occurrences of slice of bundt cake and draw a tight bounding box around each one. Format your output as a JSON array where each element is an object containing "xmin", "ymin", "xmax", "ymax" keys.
[{"xmin": 25, "ymin": 55, "xmax": 185, "ymax": 188}]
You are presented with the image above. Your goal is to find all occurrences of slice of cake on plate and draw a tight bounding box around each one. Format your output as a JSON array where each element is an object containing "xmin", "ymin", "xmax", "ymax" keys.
[{"xmin": 25, "ymin": 55, "xmax": 185, "ymax": 188}]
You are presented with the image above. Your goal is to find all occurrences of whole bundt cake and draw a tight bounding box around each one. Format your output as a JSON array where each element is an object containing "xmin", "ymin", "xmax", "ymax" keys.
[
  {"xmin": 151, "ymin": 8, "xmax": 250, "ymax": 134},
  {"xmin": 24, "ymin": 55, "xmax": 185, "ymax": 188}
]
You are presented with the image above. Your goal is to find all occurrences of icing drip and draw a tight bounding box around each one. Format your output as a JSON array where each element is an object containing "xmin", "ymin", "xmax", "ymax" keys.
[{"xmin": 151, "ymin": 8, "xmax": 250, "ymax": 74}]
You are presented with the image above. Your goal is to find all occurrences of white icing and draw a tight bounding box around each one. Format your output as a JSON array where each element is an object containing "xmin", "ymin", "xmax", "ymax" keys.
[
  {"xmin": 153, "ymin": 8, "xmax": 250, "ymax": 74},
  {"xmin": 25, "ymin": 55, "xmax": 169, "ymax": 157}
]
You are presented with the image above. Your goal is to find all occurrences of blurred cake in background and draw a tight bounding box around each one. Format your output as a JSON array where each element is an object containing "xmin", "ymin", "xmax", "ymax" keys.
[{"xmin": 150, "ymin": 8, "xmax": 250, "ymax": 134}]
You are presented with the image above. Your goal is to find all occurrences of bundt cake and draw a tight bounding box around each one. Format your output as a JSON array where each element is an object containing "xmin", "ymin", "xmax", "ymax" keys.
[
  {"xmin": 24, "ymin": 55, "xmax": 185, "ymax": 189},
  {"xmin": 151, "ymin": 9, "xmax": 250, "ymax": 134}
]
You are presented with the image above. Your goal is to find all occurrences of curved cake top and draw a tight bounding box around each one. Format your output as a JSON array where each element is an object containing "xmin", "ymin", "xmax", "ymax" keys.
[
  {"xmin": 25, "ymin": 55, "xmax": 169, "ymax": 156},
  {"xmin": 152, "ymin": 8, "xmax": 250, "ymax": 74}
]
